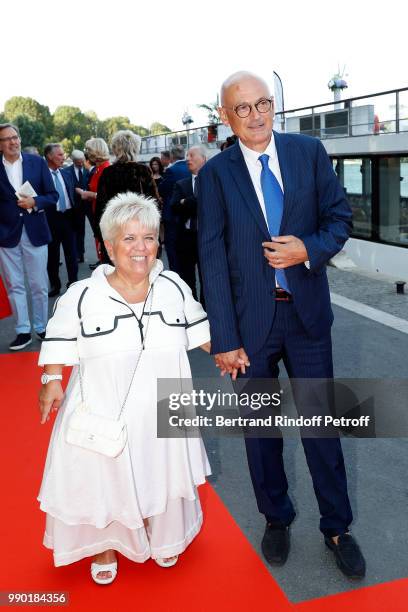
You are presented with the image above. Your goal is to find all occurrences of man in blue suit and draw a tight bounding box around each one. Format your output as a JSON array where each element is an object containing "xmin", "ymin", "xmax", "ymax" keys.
[
  {"xmin": 197, "ymin": 72, "xmax": 365, "ymax": 578},
  {"xmin": 0, "ymin": 123, "xmax": 58, "ymax": 350},
  {"xmin": 65, "ymin": 150, "xmax": 90, "ymax": 263},
  {"xmin": 44, "ymin": 143, "xmax": 78, "ymax": 297},
  {"xmin": 158, "ymin": 144, "xmax": 190, "ymax": 272}
]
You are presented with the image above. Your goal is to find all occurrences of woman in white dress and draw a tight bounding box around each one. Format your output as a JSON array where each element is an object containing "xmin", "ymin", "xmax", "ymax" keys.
[{"xmin": 38, "ymin": 192, "xmax": 211, "ymax": 584}]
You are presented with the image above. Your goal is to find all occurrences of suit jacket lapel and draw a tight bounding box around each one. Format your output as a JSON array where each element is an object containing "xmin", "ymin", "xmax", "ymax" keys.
[
  {"xmin": 274, "ymin": 131, "xmax": 299, "ymax": 233},
  {"xmin": 228, "ymin": 144, "xmax": 269, "ymax": 238},
  {"xmin": 22, "ymin": 153, "xmax": 34, "ymax": 185}
]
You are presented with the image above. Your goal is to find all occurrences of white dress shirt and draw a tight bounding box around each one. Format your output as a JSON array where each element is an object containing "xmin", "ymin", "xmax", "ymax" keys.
[
  {"xmin": 239, "ymin": 134, "xmax": 309, "ymax": 279},
  {"xmin": 239, "ymin": 134, "xmax": 284, "ymax": 232},
  {"xmin": 2, "ymin": 154, "xmax": 23, "ymax": 192},
  {"xmin": 49, "ymin": 168, "xmax": 72, "ymax": 211}
]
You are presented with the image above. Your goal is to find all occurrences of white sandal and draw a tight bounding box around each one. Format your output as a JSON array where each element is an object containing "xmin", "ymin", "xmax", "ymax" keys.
[
  {"xmin": 90, "ymin": 561, "xmax": 118, "ymax": 585},
  {"xmin": 155, "ymin": 555, "xmax": 178, "ymax": 568}
]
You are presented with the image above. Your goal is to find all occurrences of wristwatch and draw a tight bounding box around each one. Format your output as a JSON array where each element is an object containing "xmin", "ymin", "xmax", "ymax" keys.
[{"xmin": 41, "ymin": 373, "xmax": 63, "ymax": 385}]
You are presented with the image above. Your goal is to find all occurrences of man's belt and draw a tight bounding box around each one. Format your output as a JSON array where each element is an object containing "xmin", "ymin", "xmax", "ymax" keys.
[{"xmin": 274, "ymin": 288, "xmax": 293, "ymax": 302}]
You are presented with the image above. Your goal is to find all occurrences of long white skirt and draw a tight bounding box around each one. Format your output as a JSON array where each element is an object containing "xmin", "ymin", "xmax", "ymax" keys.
[{"xmin": 44, "ymin": 495, "xmax": 203, "ymax": 567}]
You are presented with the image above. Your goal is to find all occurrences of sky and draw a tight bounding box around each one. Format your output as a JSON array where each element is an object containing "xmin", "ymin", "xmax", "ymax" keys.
[{"xmin": 2, "ymin": 0, "xmax": 407, "ymax": 132}]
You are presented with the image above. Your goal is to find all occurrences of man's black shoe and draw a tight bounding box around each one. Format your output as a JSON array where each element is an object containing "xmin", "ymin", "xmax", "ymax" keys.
[
  {"xmin": 9, "ymin": 333, "xmax": 32, "ymax": 351},
  {"xmin": 48, "ymin": 287, "xmax": 61, "ymax": 298},
  {"xmin": 36, "ymin": 331, "xmax": 46, "ymax": 341},
  {"xmin": 325, "ymin": 533, "xmax": 366, "ymax": 578},
  {"xmin": 261, "ymin": 524, "xmax": 290, "ymax": 566}
]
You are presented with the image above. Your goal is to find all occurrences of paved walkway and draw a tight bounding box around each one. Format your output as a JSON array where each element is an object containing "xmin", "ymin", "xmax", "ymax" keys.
[{"xmin": 327, "ymin": 266, "xmax": 408, "ymax": 321}]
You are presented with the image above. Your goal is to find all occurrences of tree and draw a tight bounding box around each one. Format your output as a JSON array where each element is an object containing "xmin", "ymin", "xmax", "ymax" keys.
[
  {"xmin": 197, "ymin": 101, "xmax": 219, "ymax": 125},
  {"xmin": 4, "ymin": 96, "xmax": 53, "ymax": 135},
  {"xmin": 12, "ymin": 115, "xmax": 46, "ymax": 150},
  {"xmin": 149, "ymin": 122, "xmax": 171, "ymax": 135},
  {"xmin": 100, "ymin": 116, "xmax": 149, "ymax": 142},
  {"xmin": 52, "ymin": 106, "xmax": 97, "ymax": 150}
]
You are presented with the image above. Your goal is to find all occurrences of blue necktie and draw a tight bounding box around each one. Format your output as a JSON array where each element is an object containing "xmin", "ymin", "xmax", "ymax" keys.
[
  {"xmin": 258, "ymin": 154, "xmax": 289, "ymax": 292},
  {"xmin": 52, "ymin": 170, "xmax": 67, "ymax": 212}
]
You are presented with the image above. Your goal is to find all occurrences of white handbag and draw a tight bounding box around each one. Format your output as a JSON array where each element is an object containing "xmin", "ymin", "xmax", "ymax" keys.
[
  {"xmin": 66, "ymin": 402, "xmax": 128, "ymax": 457},
  {"xmin": 65, "ymin": 286, "xmax": 154, "ymax": 458}
]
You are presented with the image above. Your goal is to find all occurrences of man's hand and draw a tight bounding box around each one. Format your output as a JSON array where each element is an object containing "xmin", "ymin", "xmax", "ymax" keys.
[
  {"xmin": 262, "ymin": 236, "xmax": 308, "ymax": 269},
  {"xmin": 214, "ymin": 348, "xmax": 250, "ymax": 381},
  {"xmin": 39, "ymin": 381, "xmax": 64, "ymax": 424},
  {"xmin": 17, "ymin": 194, "xmax": 36, "ymax": 209}
]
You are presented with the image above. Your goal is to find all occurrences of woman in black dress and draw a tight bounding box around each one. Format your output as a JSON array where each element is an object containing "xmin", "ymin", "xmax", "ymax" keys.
[
  {"xmin": 149, "ymin": 156, "xmax": 164, "ymax": 190},
  {"xmin": 95, "ymin": 130, "xmax": 160, "ymax": 263}
]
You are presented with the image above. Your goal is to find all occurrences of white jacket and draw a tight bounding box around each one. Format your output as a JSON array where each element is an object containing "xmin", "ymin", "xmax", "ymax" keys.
[{"xmin": 39, "ymin": 260, "xmax": 210, "ymax": 366}]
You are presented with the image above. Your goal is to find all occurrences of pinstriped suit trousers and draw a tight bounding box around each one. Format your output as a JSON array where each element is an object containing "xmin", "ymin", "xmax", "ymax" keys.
[{"xmin": 240, "ymin": 301, "xmax": 353, "ymax": 537}]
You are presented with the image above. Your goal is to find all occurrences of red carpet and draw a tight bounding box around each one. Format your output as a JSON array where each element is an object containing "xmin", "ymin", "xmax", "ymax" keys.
[{"xmin": 0, "ymin": 352, "xmax": 406, "ymax": 611}]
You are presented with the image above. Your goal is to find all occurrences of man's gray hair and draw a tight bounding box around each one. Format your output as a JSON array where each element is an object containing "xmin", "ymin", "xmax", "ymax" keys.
[
  {"xmin": 0, "ymin": 123, "xmax": 20, "ymax": 137},
  {"xmin": 111, "ymin": 130, "xmax": 141, "ymax": 162},
  {"xmin": 71, "ymin": 149, "xmax": 85, "ymax": 161},
  {"xmin": 170, "ymin": 145, "xmax": 185, "ymax": 161},
  {"xmin": 44, "ymin": 143, "xmax": 62, "ymax": 158},
  {"xmin": 188, "ymin": 145, "xmax": 207, "ymax": 159},
  {"xmin": 100, "ymin": 192, "xmax": 161, "ymax": 242}
]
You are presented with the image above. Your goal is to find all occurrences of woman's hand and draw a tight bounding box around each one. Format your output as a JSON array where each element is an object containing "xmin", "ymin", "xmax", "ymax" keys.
[
  {"xmin": 39, "ymin": 381, "xmax": 64, "ymax": 424},
  {"xmin": 200, "ymin": 341, "xmax": 211, "ymax": 353}
]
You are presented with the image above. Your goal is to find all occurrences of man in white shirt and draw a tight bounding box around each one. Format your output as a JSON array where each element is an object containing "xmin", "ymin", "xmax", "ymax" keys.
[
  {"xmin": 64, "ymin": 150, "xmax": 91, "ymax": 264},
  {"xmin": 170, "ymin": 145, "xmax": 206, "ymax": 303},
  {"xmin": 0, "ymin": 123, "xmax": 57, "ymax": 350},
  {"xmin": 44, "ymin": 143, "xmax": 78, "ymax": 297}
]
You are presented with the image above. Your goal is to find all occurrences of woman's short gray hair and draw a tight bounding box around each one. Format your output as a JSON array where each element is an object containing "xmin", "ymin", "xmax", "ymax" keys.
[
  {"xmin": 100, "ymin": 192, "xmax": 161, "ymax": 242},
  {"xmin": 111, "ymin": 130, "xmax": 141, "ymax": 162},
  {"xmin": 84, "ymin": 137, "xmax": 110, "ymax": 162}
]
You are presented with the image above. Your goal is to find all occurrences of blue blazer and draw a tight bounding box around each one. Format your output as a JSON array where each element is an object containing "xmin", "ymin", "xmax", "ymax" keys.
[
  {"xmin": 63, "ymin": 164, "xmax": 89, "ymax": 207},
  {"xmin": 196, "ymin": 132, "xmax": 352, "ymax": 355},
  {"xmin": 158, "ymin": 160, "xmax": 190, "ymax": 221},
  {"xmin": 0, "ymin": 153, "xmax": 58, "ymax": 248}
]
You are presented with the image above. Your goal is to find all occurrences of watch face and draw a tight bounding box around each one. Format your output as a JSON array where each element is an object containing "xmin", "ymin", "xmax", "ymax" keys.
[{"xmin": 41, "ymin": 374, "xmax": 48, "ymax": 384}]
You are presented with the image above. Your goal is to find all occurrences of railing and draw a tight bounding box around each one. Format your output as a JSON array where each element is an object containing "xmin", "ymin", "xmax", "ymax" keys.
[{"xmin": 140, "ymin": 87, "xmax": 408, "ymax": 155}]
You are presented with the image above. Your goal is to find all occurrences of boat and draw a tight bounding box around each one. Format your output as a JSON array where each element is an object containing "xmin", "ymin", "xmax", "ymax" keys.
[{"xmin": 139, "ymin": 86, "xmax": 408, "ymax": 282}]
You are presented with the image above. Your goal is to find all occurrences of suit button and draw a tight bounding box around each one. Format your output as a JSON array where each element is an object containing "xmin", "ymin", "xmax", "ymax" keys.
[
  {"xmin": 96, "ymin": 327, "xmax": 100, "ymax": 331},
  {"xmin": 19, "ymin": 213, "xmax": 23, "ymax": 217}
]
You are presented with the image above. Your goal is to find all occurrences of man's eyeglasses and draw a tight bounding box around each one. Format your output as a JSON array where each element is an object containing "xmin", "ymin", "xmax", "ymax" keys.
[
  {"xmin": 0, "ymin": 135, "xmax": 20, "ymax": 143},
  {"xmin": 223, "ymin": 97, "xmax": 273, "ymax": 119}
]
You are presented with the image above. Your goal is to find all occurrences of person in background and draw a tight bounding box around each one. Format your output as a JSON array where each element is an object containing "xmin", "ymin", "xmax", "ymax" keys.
[
  {"xmin": 160, "ymin": 150, "xmax": 171, "ymax": 172},
  {"xmin": 95, "ymin": 130, "xmax": 159, "ymax": 264},
  {"xmin": 38, "ymin": 192, "xmax": 211, "ymax": 584},
  {"xmin": 158, "ymin": 145, "xmax": 190, "ymax": 272},
  {"xmin": 23, "ymin": 146, "xmax": 40, "ymax": 155},
  {"xmin": 44, "ymin": 144, "xmax": 78, "ymax": 297},
  {"xmin": 0, "ymin": 123, "xmax": 57, "ymax": 350},
  {"xmin": 149, "ymin": 156, "xmax": 164, "ymax": 190},
  {"xmin": 65, "ymin": 150, "xmax": 91, "ymax": 263},
  {"xmin": 76, "ymin": 138, "xmax": 110, "ymax": 269},
  {"xmin": 170, "ymin": 145, "xmax": 206, "ymax": 303},
  {"xmin": 220, "ymin": 135, "xmax": 238, "ymax": 151}
]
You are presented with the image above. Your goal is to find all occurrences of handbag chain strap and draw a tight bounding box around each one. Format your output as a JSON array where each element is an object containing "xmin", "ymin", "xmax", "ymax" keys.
[{"xmin": 78, "ymin": 284, "xmax": 154, "ymax": 420}]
